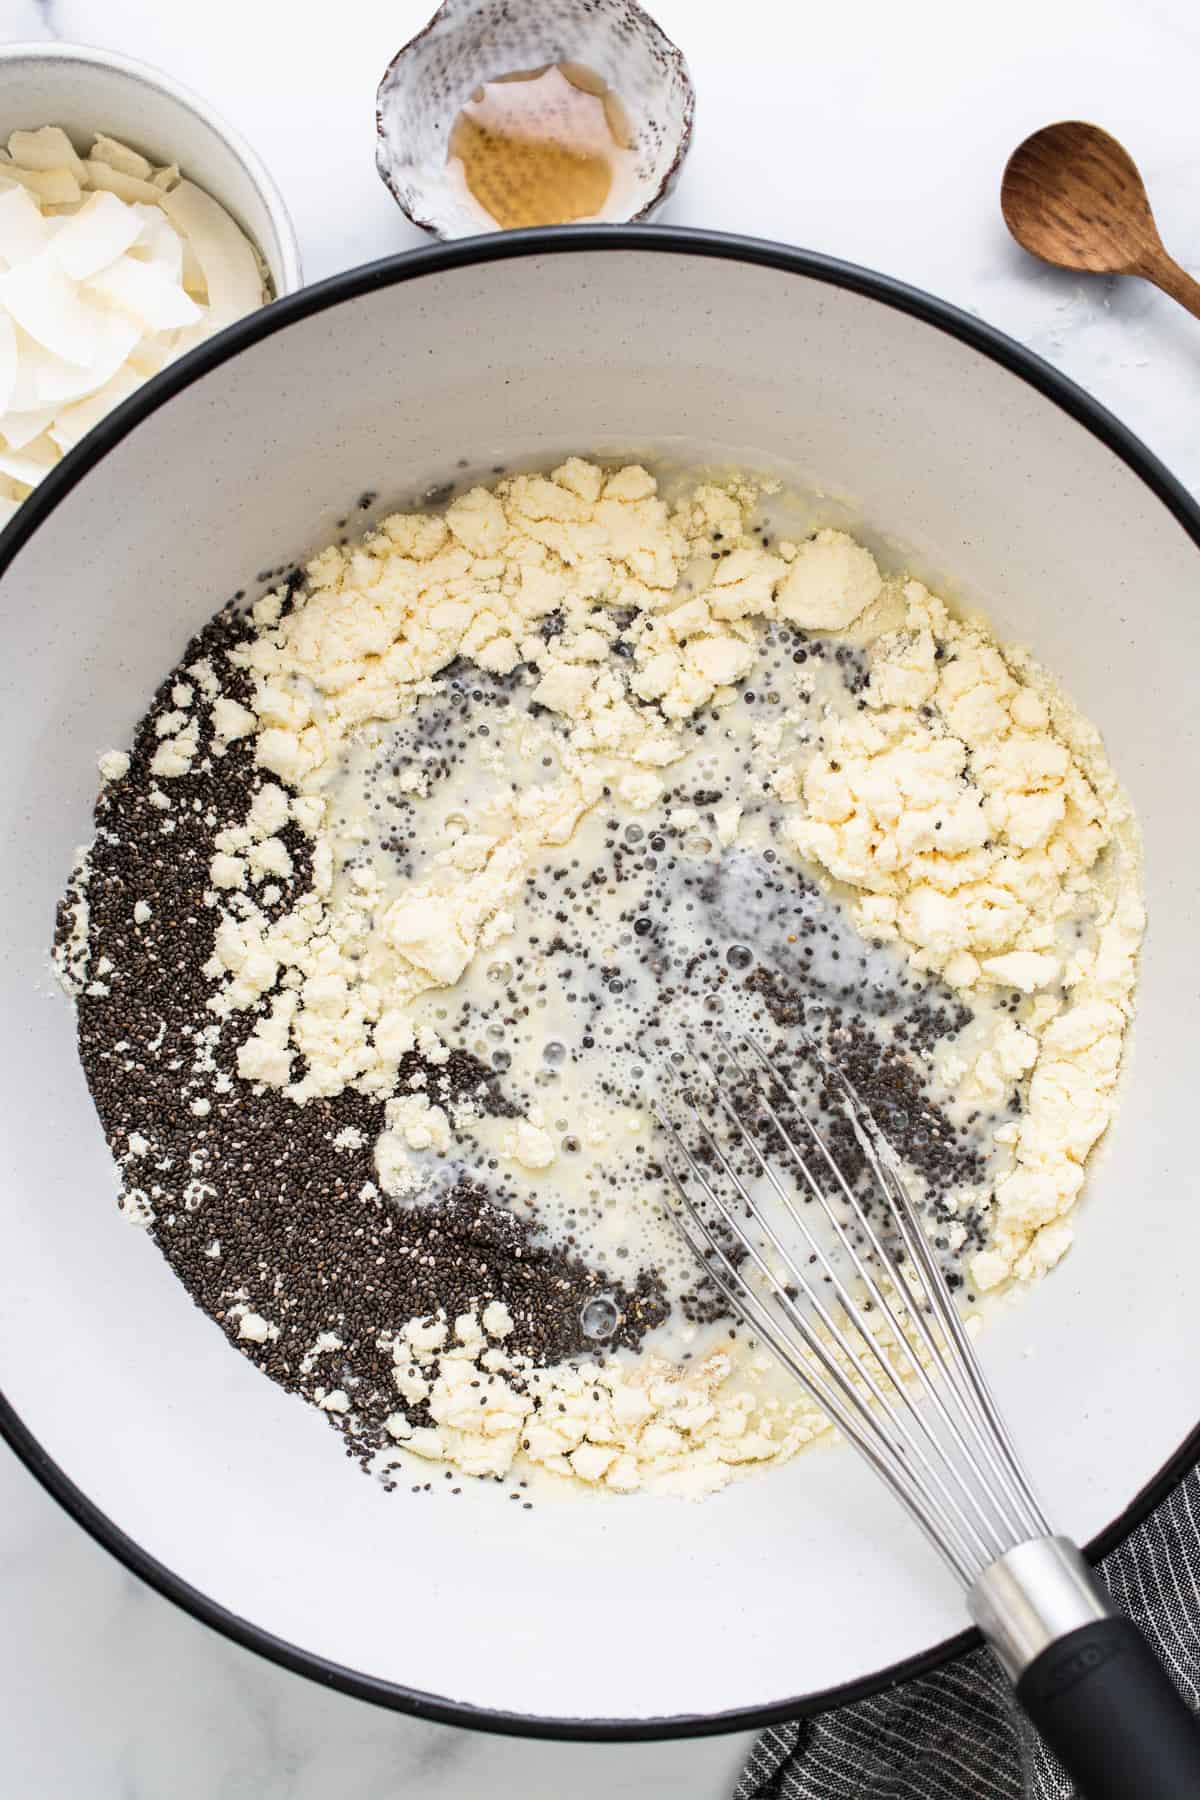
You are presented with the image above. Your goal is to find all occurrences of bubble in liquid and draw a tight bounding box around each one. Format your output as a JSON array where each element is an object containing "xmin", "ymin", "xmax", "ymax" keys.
[
  {"xmin": 491, "ymin": 1049, "xmax": 511, "ymax": 1072},
  {"xmin": 624, "ymin": 824, "xmax": 644, "ymax": 845},
  {"xmin": 726, "ymin": 943, "xmax": 754, "ymax": 970},
  {"xmin": 580, "ymin": 1294, "xmax": 620, "ymax": 1340},
  {"xmin": 543, "ymin": 1041, "xmax": 567, "ymax": 1065},
  {"xmin": 487, "ymin": 960, "xmax": 513, "ymax": 985}
]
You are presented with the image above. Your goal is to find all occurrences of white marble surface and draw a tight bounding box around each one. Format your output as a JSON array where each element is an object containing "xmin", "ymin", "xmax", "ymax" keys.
[{"xmin": 2, "ymin": 0, "xmax": 1199, "ymax": 1794}]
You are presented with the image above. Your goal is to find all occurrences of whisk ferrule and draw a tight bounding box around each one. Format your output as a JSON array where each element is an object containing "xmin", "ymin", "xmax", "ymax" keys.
[{"xmin": 968, "ymin": 1535, "xmax": 1113, "ymax": 1681}]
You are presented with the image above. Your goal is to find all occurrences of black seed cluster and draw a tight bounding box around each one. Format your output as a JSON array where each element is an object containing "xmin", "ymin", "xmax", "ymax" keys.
[
  {"xmin": 745, "ymin": 972, "xmax": 991, "ymax": 1276},
  {"xmin": 57, "ymin": 601, "xmax": 668, "ymax": 1470}
]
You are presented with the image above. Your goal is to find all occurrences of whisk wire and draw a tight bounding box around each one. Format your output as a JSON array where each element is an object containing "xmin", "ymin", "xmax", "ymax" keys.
[
  {"xmin": 716, "ymin": 1034, "xmax": 1028, "ymax": 1559},
  {"xmin": 734, "ymin": 1033, "xmax": 1047, "ymax": 1547},
  {"xmin": 683, "ymin": 1041, "xmax": 1009, "ymax": 1571},
  {"xmin": 814, "ymin": 1050, "xmax": 1050, "ymax": 1541},
  {"xmin": 656, "ymin": 1031, "xmax": 1051, "ymax": 1582},
  {"xmin": 654, "ymin": 1113, "xmax": 982, "ymax": 1583}
]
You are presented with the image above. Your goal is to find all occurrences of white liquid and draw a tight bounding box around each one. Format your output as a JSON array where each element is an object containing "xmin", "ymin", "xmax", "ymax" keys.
[{"xmin": 319, "ymin": 621, "xmax": 1015, "ymax": 1357}]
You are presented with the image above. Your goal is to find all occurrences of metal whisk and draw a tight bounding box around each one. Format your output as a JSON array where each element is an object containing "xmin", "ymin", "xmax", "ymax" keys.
[{"xmin": 655, "ymin": 1031, "xmax": 1200, "ymax": 1800}]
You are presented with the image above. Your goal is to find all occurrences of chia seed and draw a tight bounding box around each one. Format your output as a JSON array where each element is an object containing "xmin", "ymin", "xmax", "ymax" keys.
[{"xmin": 58, "ymin": 601, "xmax": 668, "ymax": 1470}]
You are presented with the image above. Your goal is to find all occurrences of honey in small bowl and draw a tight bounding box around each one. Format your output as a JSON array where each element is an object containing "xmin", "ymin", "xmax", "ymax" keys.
[{"xmin": 447, "ymin": 60, "xmax": 636, "ymax": 230}]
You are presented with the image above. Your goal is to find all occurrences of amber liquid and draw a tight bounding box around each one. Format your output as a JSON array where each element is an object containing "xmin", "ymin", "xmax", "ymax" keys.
[{"xmin": 447, "ymin": 61, "xmax": 635, "ymax": 230}]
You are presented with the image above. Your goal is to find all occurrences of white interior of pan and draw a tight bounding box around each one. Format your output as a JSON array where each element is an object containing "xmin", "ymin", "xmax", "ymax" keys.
[{"xmin": 0, "ymin": 244, "xmax": 1196, "ymax": 1727}]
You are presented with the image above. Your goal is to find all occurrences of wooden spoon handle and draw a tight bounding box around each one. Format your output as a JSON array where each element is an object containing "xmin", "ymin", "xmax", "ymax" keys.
[{"xmin": 1141, "ymin": 248, "xmax": 1200, "ymax": 321}]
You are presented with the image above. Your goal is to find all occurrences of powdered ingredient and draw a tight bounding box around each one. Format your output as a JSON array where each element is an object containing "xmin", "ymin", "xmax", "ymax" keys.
[{"xmin": 55, "ymin": 459, "xmax": 1143, "ymax": 1500}]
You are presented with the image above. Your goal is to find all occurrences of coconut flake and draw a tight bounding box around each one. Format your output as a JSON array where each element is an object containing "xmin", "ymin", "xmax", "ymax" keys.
[
  {"xmin": 0, "ymin": 250, "xmax": 114, "ymax": 365},
  {"xmin": 128, "ymin": 203, "xmax": 184, "ymax": 285},
  {"xmin": 89, "ymin": 134, "xmax": 152, "ymax": 182},
  {"xmin": 8, "ymin": 315, "xmax": 141, "ymax": 410},
  {"xmin": 86, "ymin": 254, "xmax": 202, "ymax": 332},
  {"xmin": 179, "ymin": 234, "xmax": 206, "ymax": 297},
  {"xmin": 0, "ymin": 167, "xmax": 81, "ymax": 206},
  {"xmin": 160, "ymin": 180, "xmax": 263, "ymax": 319},
  {"xmin": 0, "ymin": 432, "xmax": 58, "ymax": 486},
  {"xmin": 127, "ymin": 333, "xmax": 178, "ymax": 378},
  {"xmin": 0, "ymin": 308, "xmax": 15, "ymax": 417},
  {"xmin": 8, "ymin": 128, "xmax": 86, "ymax": 181},
  {"xmin": 83, "ymin": 162, "xmax": 164, "ymax": 206},
  {"xmin": 2, "ymin": 402, "xmax": 58, "ymax": 450},
  {"xmin": 48, "ymin": 366, "xmax": 143, "ymax": 452},
  {"xmin": 0, "ymin": 186, "xmax": 50, "ymax": 268},
  {"xmin": 168, "ymin": 316, "xmax": 232, "ymax": 360},
  {"xmin": 50, "ymin": 191, "xmax": 141, "ymax": 282}
]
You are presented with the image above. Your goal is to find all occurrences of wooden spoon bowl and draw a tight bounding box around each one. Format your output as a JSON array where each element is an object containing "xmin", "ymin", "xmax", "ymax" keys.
[{"xmin": 1002, "ymin": 121, "xmax": 1200, "ymax": 319}]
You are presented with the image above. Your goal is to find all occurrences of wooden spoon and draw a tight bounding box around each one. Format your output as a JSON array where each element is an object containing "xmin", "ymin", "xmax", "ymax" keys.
[{"xmin": 1001, "ymin": 120, "xmax": 1200, "ymax": 320}]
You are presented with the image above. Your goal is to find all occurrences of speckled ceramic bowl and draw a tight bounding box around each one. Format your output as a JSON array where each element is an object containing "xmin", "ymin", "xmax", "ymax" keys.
[
  {"xmin": 376, "ymin": 0, "xmax": 694, "ymax": 237},
  {"xmin": 0, "ymin": 229, "xmax": 1197, "ymax": 1741}
]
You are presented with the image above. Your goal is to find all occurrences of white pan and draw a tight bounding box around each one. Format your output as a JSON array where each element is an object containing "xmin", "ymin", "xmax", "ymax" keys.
[{"xmin": 1, "ymin": 229, "xmax": 1196, "ymax": 1739}]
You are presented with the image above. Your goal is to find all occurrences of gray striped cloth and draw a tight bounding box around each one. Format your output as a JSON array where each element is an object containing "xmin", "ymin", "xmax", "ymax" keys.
[{"xmin": 737, "ymin": 1462, "xmax": 1200, "ymax": 1798}]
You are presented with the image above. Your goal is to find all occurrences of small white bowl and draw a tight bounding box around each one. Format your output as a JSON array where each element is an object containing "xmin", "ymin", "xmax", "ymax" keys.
[
  {"xmin": 376, "ymin": 0, "xmax": 695, "ymax": 239},
  {"xmin": 0, "ymin": 40, "xmax": 301, "ymax": 298}
]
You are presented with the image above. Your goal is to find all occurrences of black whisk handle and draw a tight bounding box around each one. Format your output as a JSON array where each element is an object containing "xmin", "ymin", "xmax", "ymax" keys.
[
  {"xmin": 1016, "ymin": 1613, "xmax": 1200, "ymax": 1799},
  {"xmin": 970, "ymin": 1537, "xmax": 1200, "ymax": 1798}
]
